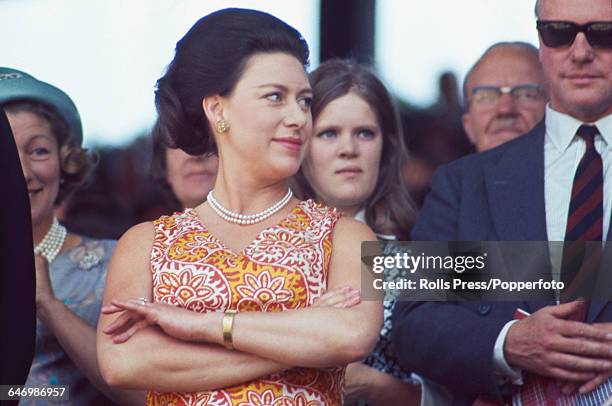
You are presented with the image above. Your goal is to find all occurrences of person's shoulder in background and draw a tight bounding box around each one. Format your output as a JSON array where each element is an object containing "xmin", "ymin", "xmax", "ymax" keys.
[{"xmin": 0, "ymin": 107, "xmax": 37, "ymax": 394}]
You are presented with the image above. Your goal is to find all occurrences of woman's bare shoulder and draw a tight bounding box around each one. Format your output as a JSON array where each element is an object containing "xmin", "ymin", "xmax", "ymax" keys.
[
  {"xmin": 119, "ymin": 221, "xmax": 154, "ymax": 243},
  {"xmin": 113, "ymin": 221, "xmax": 155, "ymax": 260},
  {"xmin": 332, "ymin": 217, "xmax": 377, "ymax": 246}
]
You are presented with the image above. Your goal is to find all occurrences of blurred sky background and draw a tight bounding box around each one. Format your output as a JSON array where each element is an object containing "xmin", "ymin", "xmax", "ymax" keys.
[{"xmin": 1, "ymin": 0, "xmax": 539, "ymax": 147}]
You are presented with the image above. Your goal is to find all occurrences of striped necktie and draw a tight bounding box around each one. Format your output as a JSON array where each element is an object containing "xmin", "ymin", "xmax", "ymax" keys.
[
  {"xmin": 561, "ymin": 124, "xmax": 603, "ymax": 301},
  {"xmin": 565, "ymin": 124, "xmax": 603, "ymax": 242}
]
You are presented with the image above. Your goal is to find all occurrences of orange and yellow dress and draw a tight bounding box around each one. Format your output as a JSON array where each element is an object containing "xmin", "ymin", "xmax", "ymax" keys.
[{"xmin": 146, "ymin": 200, "xmax": 344, "ymax": 406}]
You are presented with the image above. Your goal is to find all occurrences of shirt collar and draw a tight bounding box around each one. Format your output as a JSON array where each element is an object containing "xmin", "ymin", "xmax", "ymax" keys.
[
  {"xmin": 545, "ymin": 104, "xmax": 612, "ymax": 152},
  {"xmin": 595, "ymin": 113, "xmax": 612, "ymax": 147},
  {"xmin": 354, "ymin": 209, "xmax": 367, "ymax": 224}
]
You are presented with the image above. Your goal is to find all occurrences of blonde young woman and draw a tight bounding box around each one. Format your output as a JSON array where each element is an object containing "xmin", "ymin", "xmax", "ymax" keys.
[{"xmin": 97, "ymin": 9, "xmax": 382, "ymax": 406}]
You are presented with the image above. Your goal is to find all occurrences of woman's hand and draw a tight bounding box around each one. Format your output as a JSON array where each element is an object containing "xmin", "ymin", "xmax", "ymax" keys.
[
  {"xmin": 34, "ymin": 254, "xmax": 57, "ymax": 307},
  {"xmin": 102, "ymin": 299, "xmax": 206, "ymax": 344},
  {"xmin": 312, "ymin": 287, "xmax": 361, "ymax": 308}
]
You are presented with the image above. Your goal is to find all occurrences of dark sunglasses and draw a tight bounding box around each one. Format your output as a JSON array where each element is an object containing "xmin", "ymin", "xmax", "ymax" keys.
[{"xmin": 536, "ymin": 20, "xmax": 612, "ymax": 49}]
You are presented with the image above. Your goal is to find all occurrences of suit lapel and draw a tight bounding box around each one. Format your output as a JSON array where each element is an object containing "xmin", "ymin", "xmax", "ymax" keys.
[
  {"xmin": 587, "ymin": 221, "xmax": 612, "ymax": 322},
  {"xmin": 484, "ymin": 123, "xmax": 548, "ymax": 241},
  {"xmin": 483, "ymin": 124, "xmax": 554, "ymax": 311}
]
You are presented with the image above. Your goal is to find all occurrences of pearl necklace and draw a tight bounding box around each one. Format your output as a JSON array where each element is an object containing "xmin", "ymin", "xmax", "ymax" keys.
[
  {"xmin": 34, "ymin": 217, "xmax": 67, "ymax": 263},
  {"xmin": 207, "ymin": 189, "xmax": 293, "ymax": 225}
]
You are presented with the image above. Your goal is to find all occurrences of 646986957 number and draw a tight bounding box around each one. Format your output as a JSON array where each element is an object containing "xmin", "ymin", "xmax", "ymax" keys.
[{"xmin": 0, "ymin": 385, "xmax": 69, "ymax": 400}]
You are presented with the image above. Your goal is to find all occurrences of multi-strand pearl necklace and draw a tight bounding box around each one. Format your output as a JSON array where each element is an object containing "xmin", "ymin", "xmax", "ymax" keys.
[
  {"xmin": 34, "ymin": 216, "xmax": 67, "ymax": 263},
  {"xmin": 207, "ymin": 189, "xmax": 293, "ymax": 225}
]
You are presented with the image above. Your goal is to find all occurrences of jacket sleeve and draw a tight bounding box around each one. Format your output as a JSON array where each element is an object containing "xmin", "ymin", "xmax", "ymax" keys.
[{"xmin": 394, "ymin": 163, "xmax": 513, "ymax": 400}]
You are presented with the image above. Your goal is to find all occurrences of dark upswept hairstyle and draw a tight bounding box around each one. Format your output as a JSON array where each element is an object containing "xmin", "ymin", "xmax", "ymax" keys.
[
  {"xmin": 296, "ymin": 59, "xmax": 416, "ymax": 240},
  {"xmin": 4, "ymin": 100, "xmax": 95, "ymax": 204},
  {"xmin": 153, "ymin": 8, "xmax": 310, "ymax": 156}
]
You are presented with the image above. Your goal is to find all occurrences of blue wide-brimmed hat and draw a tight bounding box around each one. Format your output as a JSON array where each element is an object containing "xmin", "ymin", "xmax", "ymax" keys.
[{"xmin": 0, "ymin": 67, "xmax": 82, "ymax": 145}]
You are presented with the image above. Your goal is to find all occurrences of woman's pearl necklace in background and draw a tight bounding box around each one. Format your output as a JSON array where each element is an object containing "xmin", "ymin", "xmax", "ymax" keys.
[
  {"xmin": 34, "ymin": 216, "xmax": 67, "ymax": 263},
  {"xmin": 207, "ymin": 189, "xmax": 293, "ymax": 225}
]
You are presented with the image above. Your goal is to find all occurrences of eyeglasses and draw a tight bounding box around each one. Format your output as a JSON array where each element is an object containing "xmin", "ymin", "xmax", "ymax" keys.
[
  {"xmin": 536, "ymin": 20, "xmax": 612, "ymax": 49},
  {"xmin": 470, "ymin": 84, "xmax": 545, "ymax": 110}
]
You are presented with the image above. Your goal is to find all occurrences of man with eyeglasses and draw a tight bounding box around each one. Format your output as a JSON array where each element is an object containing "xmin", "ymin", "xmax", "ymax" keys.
[
  {"xmin": 393, "ymin": 0, "xmax": 612, "ymax": 404},
  {"xmin": 462, "ymin": 42, "xmax": 547, "ymax": 152}
]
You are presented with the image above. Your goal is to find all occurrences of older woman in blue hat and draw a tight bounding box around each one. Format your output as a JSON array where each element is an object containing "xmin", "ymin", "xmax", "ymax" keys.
[{"xmin": 0, "ymin": 67, "xmax": 143, "ymax": 405}]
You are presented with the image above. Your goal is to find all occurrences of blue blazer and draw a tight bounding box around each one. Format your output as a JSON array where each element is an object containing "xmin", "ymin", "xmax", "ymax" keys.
[{"xmin": 392, "ymin": 121, "xmax": 612, "ymax": 403}]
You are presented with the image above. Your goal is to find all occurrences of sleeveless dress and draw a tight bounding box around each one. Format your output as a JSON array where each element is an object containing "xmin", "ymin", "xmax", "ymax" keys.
[{"xmin": 146, "ymin": 200, "xmax": 344, "ymax": 406}]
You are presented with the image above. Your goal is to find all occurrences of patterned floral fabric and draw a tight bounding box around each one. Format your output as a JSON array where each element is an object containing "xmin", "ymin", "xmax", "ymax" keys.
[
  {"xmin": 146, "ymin": 200, "xmax": 344, "ymax": 406},
  {"xmin": 361, "ymin": 244, "xmax": 414, "ymax": 384},
  {"xmin": 362, "ymin": 300, "xmax": 413, "ymax": 383},
  {"xmin": 22, "ymin": 237, "xmax": 115, "ymax": 406}
]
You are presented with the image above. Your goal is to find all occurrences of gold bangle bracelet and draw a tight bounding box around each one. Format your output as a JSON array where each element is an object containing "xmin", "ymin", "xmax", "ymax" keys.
[{"xmin": 222, "ymin": 310, "xmax": 237, "ymax": 350}]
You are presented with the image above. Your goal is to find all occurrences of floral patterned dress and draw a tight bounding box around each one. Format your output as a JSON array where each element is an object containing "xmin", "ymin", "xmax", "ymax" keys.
[{"xmin": 146, "ymin": 200, "xmax": 344, "ymax": 406}]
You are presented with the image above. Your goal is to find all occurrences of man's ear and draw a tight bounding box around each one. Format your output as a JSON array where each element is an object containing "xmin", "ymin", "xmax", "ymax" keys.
[
  {"xmin": 202, "ymin": 95, "xmax": 225, "ymax": 124},
  {"xmin": 462, "ymin": 112, "xmax": 477, "ymax": 146}
]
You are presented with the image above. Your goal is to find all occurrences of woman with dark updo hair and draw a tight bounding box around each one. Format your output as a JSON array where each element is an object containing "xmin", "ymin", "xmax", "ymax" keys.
[{"xmin": 98, "ymin": 9, "xmax": 382, "ymax": 406}]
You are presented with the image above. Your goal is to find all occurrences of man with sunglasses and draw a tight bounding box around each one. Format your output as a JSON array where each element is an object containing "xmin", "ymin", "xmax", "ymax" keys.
[
  {"xmin": 393, "ymin": 0, "xmax": 612, "ymax": 404},
  {"xmin": 462, "ymin": 42, "xmax": 548, "ymax": 152}
]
